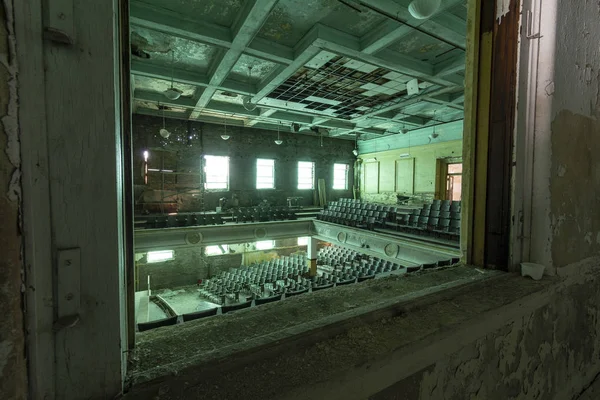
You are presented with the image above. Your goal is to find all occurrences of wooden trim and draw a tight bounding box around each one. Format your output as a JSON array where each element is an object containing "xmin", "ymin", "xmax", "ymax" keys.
[
  {"xmin": 485, "ymin": 0, "xmax": 522, "ymax": 268},
  {"xmin": 14, "ymin": 0, "xmax": 56, "ymax": 397},
  {"xmin": 119, "ymin": 0, "xmax": 136, "ymax": 352},
  {"xmin": 472, "ymin": 25, "xmax": 493, "ymax": 266},
  {"xmin": 463, "ymin": 0, "xmax": 522, "ymax": 268},
  {"xmin": 461, "ymin": 0, "xmax": 486, "ymax": 265}
]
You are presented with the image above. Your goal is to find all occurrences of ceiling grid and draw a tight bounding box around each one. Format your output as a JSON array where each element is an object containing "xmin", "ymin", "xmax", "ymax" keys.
[{"xmin": 130, "ymin": 0, "xmax": 467, "ymax": 141}]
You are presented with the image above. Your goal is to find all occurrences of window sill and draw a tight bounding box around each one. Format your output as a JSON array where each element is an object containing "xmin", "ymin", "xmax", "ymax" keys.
[{"xmin": 126, "ymin": 266, "xmax": 529, "ymax": 387}]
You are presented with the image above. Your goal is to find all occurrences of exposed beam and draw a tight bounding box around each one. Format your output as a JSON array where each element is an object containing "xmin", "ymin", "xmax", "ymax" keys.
[
  {"xmin": 131, "ymin": 60, "xmax": 255, "ymax": 95},
  {"xmin": 353, "ymin": 86, "xmax": 461, "ymax": 120},
  {"xmin": 130, "ymin": 1, "xmax": 231, "ymax": 47},
  {"xmin": 423, "ymin": 94, "xmax": 465, "ymax": 110},
  {"xmin": 136, "ymin": 89, "xmax": 317, "ymax": 127},
  {"xmin": 251, "ymin": 27, "xmax": 322, "ymax": 102},
  {"xmin": 247, "ymin": 108, "xmax": 277, "ymax": 127},
  {"xmin": 360, "ymin": 20, "xmax": 413, "ymax": 54},
  {"xmin": 434, "ymin": 54, "xmax": 466, "ymax": 77},
  {"xmin": 135, "ymin": 90, "xmax": 197, "ymax": 108},
  {"xmin": 313, "ymin": 24, "xmax": 463, "ymax": 88},
  {"xmin": 359, "ymin": 0, "xmax": 465, "ymax": 54},
  {"xmin": 357, "ymin": 0, "xmax": 467, "ymax": 50},
  {"xmin": 372, "ymin": 113, "xmax": 428, "ymax": 126},
  {"xmin": 129, "ymin": 0, "xmax": 294, "ymax": 65},
  {"xmin": 191, "ymin": 0, "xmax": 279, "ymax": 118},
  {"xmin": 330, "ymin": 126, "xmax": 387, "ymax": 137}
]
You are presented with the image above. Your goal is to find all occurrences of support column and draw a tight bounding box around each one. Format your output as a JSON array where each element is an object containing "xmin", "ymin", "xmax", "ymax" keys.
[{"xmin": 307, "ymin": 237, "xmax": 318, "ymax": 277}]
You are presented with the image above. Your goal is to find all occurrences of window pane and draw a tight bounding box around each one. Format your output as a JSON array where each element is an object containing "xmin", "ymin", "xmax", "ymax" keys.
[
  {"xmin": 298, "ymin": 161, "xmax": 314, "ymax": 189},
  {"xmin": 448, "ymin": 163, "xmax": 462, "ymax": 174},
  {"xmin": 333, "ymin": 163, "xmax": 348, "ymax": 190},
  {"xmin": 256, "ymin": 159, "xmax": 275, "ymax": 189},
  {"xmin": 297, "ymin": 237, "xmax": 309, "ymax": 246},
  {"xmin": 205, "ymin": 245, "xmax": 229, "ymax": 255},
  {"xmin": 256, "ymin": 240, "xmax": 274, "ymax": 250},
  {"xmin": 204, "ymin": 155, "xmax": 229, "ymax": 190},
  {"xmin": 147, "ymin": 250, "xmax": 174, "ymax": 263}
]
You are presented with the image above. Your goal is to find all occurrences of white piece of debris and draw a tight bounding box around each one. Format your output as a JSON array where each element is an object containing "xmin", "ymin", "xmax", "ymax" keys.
[{"xmin": 521, "ymin": 262, "xmax": 545, "ymax": 281}]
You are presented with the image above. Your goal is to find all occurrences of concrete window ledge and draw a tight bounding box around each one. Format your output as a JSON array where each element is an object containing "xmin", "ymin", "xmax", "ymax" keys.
[{"xmin": 124, "ymin": 260, "xmax": 600, "ymax": 400}]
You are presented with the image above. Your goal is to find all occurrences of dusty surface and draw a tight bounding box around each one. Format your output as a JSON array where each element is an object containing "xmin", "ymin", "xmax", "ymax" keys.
[
  {"xmin": 124, "ymin": 265, "xmax": 564, "ymax": 400},
  {"xmin": 128, "ymin": 266, "xmax": 498, "ymax": 383},
  {"xmin": 0, "ymin": 1, "xmax": 26, "ymax": 398}
]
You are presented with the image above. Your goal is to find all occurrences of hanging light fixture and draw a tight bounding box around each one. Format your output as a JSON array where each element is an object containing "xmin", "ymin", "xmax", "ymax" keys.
[
  {"xmin": 159, "ymin": 103, "xmax": 171, "ymax": 138},
  {"xmin": 274, "ymin": 121, "xmax": 283, "ymax": 145},
  {"xmin": 352, "ymin": 133, "xmax": 359, "ymax": 156},
  {"xmin": 408, "ymin": 0, "xmax": 441, "ymax": 20},
  {"xmin": 221, "ymin": 116, "xmax": 230, "ymax": 140},
  {"xmin": 164, "ymin": 50, "xmax": 183, "ymax": 100},
  {"xmin": 242, "ymin": 66, "xmax": 257, "ymax": 111},
  {"xmin": 428, "ymin": 111, "xmax": 439, "ymax": 143}
]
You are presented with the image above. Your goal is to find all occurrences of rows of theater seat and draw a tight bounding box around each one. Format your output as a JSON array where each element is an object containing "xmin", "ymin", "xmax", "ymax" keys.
[
  {"xmin": 316, "ymin": 198, "xmax": 392, "ymax": 230},
  {"xmin": 200, "ymin": 254, "xmax": 310, "ymax": 304},
  {"xmin": 387, "ymin": 199, "xmax": 461, "ymax": 239},
  {"xmin": 144, "ymin": 213, "xmax": 225, "ymax": 229},
  {"xmin": 316, "ymin": 198, "xmax": 461, "ymax": 241},
  {"xmin": 233, "ymin": 206, "xmax": 297, "ymax": 223},
  {"xmin": 318, "ymin": 244, "xmax": 458, "ymax": 274}
]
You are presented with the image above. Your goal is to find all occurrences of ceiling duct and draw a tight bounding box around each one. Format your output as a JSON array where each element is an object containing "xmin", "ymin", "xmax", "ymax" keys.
[{"xmin": 408, "ymin": 0, "xmax": 441, "ymax": 20}]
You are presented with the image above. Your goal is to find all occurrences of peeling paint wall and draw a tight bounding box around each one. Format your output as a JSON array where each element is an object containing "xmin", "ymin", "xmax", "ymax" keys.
[
  {"xmin": 0, "ymin": 0, "xmax": 26, "ymax": 398},
  {"xmin": 524, "ymin": 0, "xmax": 600, "ymax": 269},
  {"xmin": 123, "ymin": 260, "xmax": 600, "ymax": 400},
  {"xmin": 373, "ymin": 269, "xmax": 600, "ymax": 400},
  {"xmin": 543, "ymin": 1, "xmax": 600, "ymax": 268}
]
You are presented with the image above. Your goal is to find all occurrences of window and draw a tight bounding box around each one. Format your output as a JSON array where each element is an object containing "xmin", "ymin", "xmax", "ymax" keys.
[
  {"xmin": 256, "ymin": 158, "xmax": 275, "ymax": 189},
  {"xmin": 297, "ymin": 237, "xmax": 309, "ymax": 246},
  {"xmin": 333, "ymin": 163, "xmax": 349, "ymax": 190},
  {"xmin": 256, "ymin": 240, "xmax": 275, "ymax": 250},
  {"xmin": 297, "ymin": 161, "xmax": 315, "ymax": 190},
  {"xmin": 204, "ymin": 155, "xmax": 229, "ymax": 190},
  {"xmin": 146, "ymin": 250, "xmax": 174, "ymax": 263},
  {"xmin": 446, "ymin": 163, "xmax": 462, "ymax": 201},
  {"xmin": 205, "ymin": 245, "xmax": 229, "ymax": 255}
]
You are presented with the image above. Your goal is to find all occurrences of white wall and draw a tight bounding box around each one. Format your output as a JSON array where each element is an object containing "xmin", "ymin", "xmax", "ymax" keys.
[
  {"xmin": 359, "ymin": 140, "xmax": 462, "ymax": 204},
  {"xmin": 517, "ymin": 0, "xmax": 600, "ymax": 270}
]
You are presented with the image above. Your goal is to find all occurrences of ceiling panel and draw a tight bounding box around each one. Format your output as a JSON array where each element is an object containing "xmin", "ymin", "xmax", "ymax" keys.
[
  {"xmin": 137, "ymin": 0, "xmax": 243, "ymax": 28},
  {"xmin": 134, "ymin": 76, "xmax": 197, "ymax": 97},
  {"xmin": 230, "ymin": 55, "xmax": 280, "ymax": 84},
  {"xmin": 389, "ymin": 30, "xmax": 455, "ymax": 63},
  {"xmin": 132, "ymin": 27, "xmax": 217, "ymax": 72}
]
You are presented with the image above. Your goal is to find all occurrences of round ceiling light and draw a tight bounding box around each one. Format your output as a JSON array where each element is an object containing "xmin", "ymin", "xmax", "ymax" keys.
[
  {"xmin": 164, "ymin": 87, "xmax": 182, "ymax": 100},
  {"xmin": 274, "ymin": 139, "xmax": 283, "ymax": 145},
  {"xmin": 408, "ymin": 0, "xmax": 441, "ymax": 19},
  {"xmin": 221, "ymin": 134, "xmax": 230, "ymax": 140},
  {"xmin": 159, "ymin": 128, "xmax": 171, "ymax": 138},
  {"xmin": 243, "ymin": 95, "xmax": 257, "ymax": 111}
]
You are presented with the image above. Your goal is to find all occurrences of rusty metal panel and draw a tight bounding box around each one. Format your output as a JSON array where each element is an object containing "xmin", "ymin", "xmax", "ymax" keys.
[{"xmin": 485, "ymin": 0, "xmax": 522, "ymax": 268}]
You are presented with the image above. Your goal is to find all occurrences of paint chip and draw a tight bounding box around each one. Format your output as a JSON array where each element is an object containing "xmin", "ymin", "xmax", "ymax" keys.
[{"xmin": 496, "ymin": 0, "xmax": 511, "ymax": 23}]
